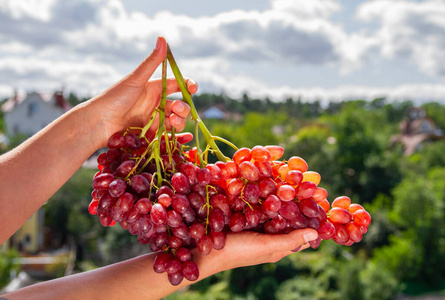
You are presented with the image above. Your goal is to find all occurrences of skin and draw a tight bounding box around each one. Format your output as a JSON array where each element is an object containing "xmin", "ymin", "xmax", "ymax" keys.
[{"xmin": 0, "ymin": 36, "xmax": 318, "ymax": 299}]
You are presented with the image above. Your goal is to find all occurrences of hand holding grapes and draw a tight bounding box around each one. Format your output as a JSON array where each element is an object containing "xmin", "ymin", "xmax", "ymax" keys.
[{"xmin": 89, "ymin": 35, "xmax": 197, "ymax": 148}]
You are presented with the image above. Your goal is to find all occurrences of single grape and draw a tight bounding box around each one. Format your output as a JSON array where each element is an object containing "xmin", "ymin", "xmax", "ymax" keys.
[
  {"xmin": 229, "ymin": 212, "xmax": 246, "ymax": 232},
  {"xmin": 151, "ymin": 203, "xmax": 167, "ymax": 225},
  {"xmin": 258, "ymin": 178, "xmax": 277, "ymax": 198},
  {"xmin": 276, "ymin": 184, "xmax": 296, "ymax": 201},
  {"xmin": 209, "ymin": 208, "xmax": 225, "ymax": 233},
  {"xmin": 180, "ymin": 162, "xmax": 197, "ymax": 184},
  {"xmin": 182, "ymin": 261, "xmax": 199, "ymax": 281},
  {"xmin": 279, "ymin": 201, "xmax": 300, "ymax": 220},
  {"xmin": 97, "ymin": 152, "xmax": 108, "ymax": 165},
  {"xmin": 172, "ymin": 222, "xmax": 190, "ymax": 240},
  {"xmin": 251, "ymin": 145, "xmax": 271, "ymax": 162},
  {"xmin": 209, "ymin": 231, "xmax": 226, "ymax": 250},
  {"xmin": 88, "ymin": 200, "xmax": 99, "ymax": 215},
  {"xmin": 124, "ymin": 133, "xmax": 141, "ymax": 150},
  {"xmin": 317, "ymin": 221, "xmax": 335, "ymax": 240},
  {"xmin": 168, "ymin": 235, "xmax": 183, "ymax": 249},
  {"xmin": 348, "ymin": 203, "xmax": 364, "ymax": 214},
  {"xmin": 182, "ymin": 207, "xmax": 196, "ymax": 224},
  {"xmin": 262, "ymin": 195, "xmax": 282, "ymax": 213},
  {"xmin": 108, "ymin": 178, "xmax": 126, "ymax": 197},
  {"xmin": 131, "ymin": 174, "xmax": 150, "ymax": 194},
  {"xmin": 134, "ymin": 198, "xmax": 152, "ymax": 214},
  {"xmin": 332, "ymin": 224, "xmax": 349, "ymax": 245},
  {"xmin": 285, "ymin": 170, "xmax": 303, "ymax": 186},
  {"xmin": 190, "ymin": 223, "xmax": 206, "ymax": 240},
  {"xmin": 295, "ymin": 181, "xmax": 317, "ymax": 199},
  {"xmin": 233, "ymin": 148, "xmax": 252, "ymax": 165},
  {"xmin": 265, "ymin": 145, "xmax": 284, "ymax": 160},
  {"xmin": 288, "ymin": 156, "xmax": 308, "ymax": 172},
  {"xmin": 110, "ymin": 206, "xmax": 126, "ymax": 223},
  {"xmin": 302, "ymin": 171, "xmax": 321, "ymax": 186},
  {"xmin": 115, "ymin": 160, "xmax": 136, "ymax": 177},
  {"xmin": 239, "ymin": 161, "xmax": 259, "ymax": 182},
  {"xmin": 332, "ymin": 196, "xmax": 351, "ymax": 209},
  {"xmin": 353, "ymin": 209, "xmax": 372, "ymax": 226},
  {"xmin": 171, "ymin": 172, "xmax": 190, "ymax": 194},
  {"xmin": 298, "ymin": 198, "xmax": 319, "ymax": 218},
  {"xmin": 206, "ymin": 164, "xmax": 222, "ymax": 182},
  {"xmin": 107, "ymin": 132, "xmax": 126, "ymax": 148},
  {"xmin": 171, "ymin": 194, "xmax": 190, "ymax": 214},
  {"xmin": 92, "ymin": 173, "xmax": 115, "ymax": 191},
  {"xmin": 245, "ymin": 204, "xmax": 261, "ymax": 228},
  {"xmin": 125, "ymin": 206, "xmax": 139, "ymax": 224},
  {"xmin": 242, "ymin": 182, "xmax": 260, "ymax": 204},
  {"xmin": 167, "ymin": 210, "xmax": 182, "ymax": 228},
  {"xmin": 227, "ymin": 178, "xmax": 244, "ymax": 196},
  {"xmin": 197, "ymin": 168, "xmax": 211, "ymax": 186},
  {"xmin": 197, "ymin": 236, "xmax": 213, "ymax": 255},
  {"xmin": 329, "ymin": 207, "xmax": 352, "ymax": 224},
  {"xmin": 176, "ymin": 247, "xmax": 192, "ymax": 262},
  {"xmin": 345, "ymin": 221, "xmax": 363, "ymax": 243},
  {"xmin": 138, "ymin": 214, "xmax": 153, "ymax": 233},
  {"xmin": 165, "ymin": 258, "xmax": 182, "ymax": 275},
  {"xmin": 312, "ymin": 187, "xmax": 328, "ymax": 203},
  {"xmin": 168, "ymin": 272, "xmax": 184, "ymax": 286}
]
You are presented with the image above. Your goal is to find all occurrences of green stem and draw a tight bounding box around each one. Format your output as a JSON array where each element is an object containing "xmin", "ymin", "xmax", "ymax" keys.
[
  {"xmin": 167, "ymin": 45, "xmax": 229, "ymax": 162},
  {"xmin": 213, "ymin": 136, "xmax": 239, "ymax": 151},
  {"xmin": 154, "ymin": 57, "xmax": 168, "ymax": 185}
]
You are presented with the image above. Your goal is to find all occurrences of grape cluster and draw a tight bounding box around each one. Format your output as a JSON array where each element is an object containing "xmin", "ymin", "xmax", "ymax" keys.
[{"xmin": 89, "ymin": 132, "xmax": 372, "ymax": 286}]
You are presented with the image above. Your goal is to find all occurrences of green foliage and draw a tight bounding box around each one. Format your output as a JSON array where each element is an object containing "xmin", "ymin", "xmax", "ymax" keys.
[
  {"xmin": 0, "ymin": 249, "xmax": 20, "ymax": 289},
  {"xmin": 15, "ymin": 93, "xmax": 445, "ymax": 298}
]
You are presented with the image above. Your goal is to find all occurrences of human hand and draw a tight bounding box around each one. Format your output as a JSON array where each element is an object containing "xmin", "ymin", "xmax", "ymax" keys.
[
  {"xmin": 192, "ymin": 228, "xmax": 319, "ymax": 276},
  {"xmin": 88, "ymin": 36, "xmax": 197, "ymax": 147}
]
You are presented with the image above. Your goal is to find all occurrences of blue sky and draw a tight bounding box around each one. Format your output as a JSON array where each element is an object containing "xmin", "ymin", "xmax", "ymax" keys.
[{"xmin": 1, "ymin": 0, "xmax": 445, "ymax": 104}]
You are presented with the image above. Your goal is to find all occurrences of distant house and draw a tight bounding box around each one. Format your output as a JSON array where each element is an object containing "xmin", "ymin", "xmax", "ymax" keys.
[
  {"xmin": 199, "ymin": 104, "xmax": 242, "ymax": 121},
  {"xmin": 392, "ymin": 107, "xmax": 445, "ymax": 155},
  {"xmin": 1, "ymin": 90, "xmax": 71, "ymax": 137}
]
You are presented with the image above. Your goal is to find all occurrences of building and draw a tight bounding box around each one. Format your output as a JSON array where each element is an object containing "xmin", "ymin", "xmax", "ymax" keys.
[
  {"xmin": 1, "ymin": 90, "xmax": 71, "ymax": 137},
  {"xmin": 199, "ymin": 104, "xmax": 242, "ymax": 121},
  {"xmin": 392, "ymin": 107, "xmax": 445, "ymax": 155}
]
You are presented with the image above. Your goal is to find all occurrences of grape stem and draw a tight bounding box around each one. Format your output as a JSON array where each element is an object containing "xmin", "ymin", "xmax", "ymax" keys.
[
  {"xmin": 166, "ymin": 44, "xmax": 230, "ymax": 163},
  {"xmin": 154, "ymin": 57, "xmax": 168, "ymax": 185}
]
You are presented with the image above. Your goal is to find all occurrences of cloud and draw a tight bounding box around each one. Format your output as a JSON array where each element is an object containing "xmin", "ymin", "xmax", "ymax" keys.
[
  {"xmin": 357, "ymin": 0, "xmax": 445, "ymax": 78},
  {"xmin": 1, "ymin": 0, "xmax": 445, "ymax": 104}
]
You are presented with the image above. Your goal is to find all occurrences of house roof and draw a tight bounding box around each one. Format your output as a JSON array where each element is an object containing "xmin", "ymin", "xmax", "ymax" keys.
[{"xmin": 1, "ymin": 91, "xmax": 72, "ymax": 113}]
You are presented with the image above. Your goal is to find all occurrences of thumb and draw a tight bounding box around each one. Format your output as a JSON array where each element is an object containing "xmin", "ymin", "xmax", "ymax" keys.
[{"xmin": 128, "ymin": 36, "xmax": 167, "ymax": 85}]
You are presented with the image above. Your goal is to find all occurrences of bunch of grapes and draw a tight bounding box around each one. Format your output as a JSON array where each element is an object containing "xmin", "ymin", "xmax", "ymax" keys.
[{"xmin": 88, "ymin": 44, "xmax": 371, "ymax": 286}]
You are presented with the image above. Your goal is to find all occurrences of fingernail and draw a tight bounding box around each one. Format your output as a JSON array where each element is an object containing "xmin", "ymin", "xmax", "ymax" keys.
[
  {"xmin": 304, "ymin": 232, "xmax": 318, "ymax": 243},
  {"xmin": 155, "ymin": 36, "xmax": 162, "ymax": 51}
]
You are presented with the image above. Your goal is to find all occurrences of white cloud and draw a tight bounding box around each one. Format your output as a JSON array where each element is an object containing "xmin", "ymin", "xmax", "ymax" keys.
[
  {"xmin": 357, "ymin": 0, "xmax": 445, "ymax": 77},
  {"xmin": 0, "ymin": 0, "xmax": 445, "ymax": 104},
  {"xmin": 0, "ymin": 0, "xmax": 56, "ymax": 22}
]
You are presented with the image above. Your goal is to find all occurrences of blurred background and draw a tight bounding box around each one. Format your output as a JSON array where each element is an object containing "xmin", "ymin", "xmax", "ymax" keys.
[{"xmin": 1, "ymin": 0, "xmax": 445, "ymax": 299}]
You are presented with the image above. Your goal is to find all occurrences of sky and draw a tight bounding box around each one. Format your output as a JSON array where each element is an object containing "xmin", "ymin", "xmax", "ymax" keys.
[{"xmin": 1, "ymin": 0, "xmax": 445, "ymax": 104}]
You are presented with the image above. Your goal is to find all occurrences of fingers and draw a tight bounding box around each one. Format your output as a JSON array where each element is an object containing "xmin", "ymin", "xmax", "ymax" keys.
[
  {"xmin": 128, "ymin": 36, "xmax": 167, "ymax": 85},
  {"xmin": 170, "ymin": 100, "xmax": 190, "ymax": 119},
  {"xmin": 166, "ymin": 114, "xmax": 187, "ymax": 132},
  {"xmin": 164, "ymin": 99, "xmax": 190, "ymax": 132},
  {"xmin": 175, "ymin": 132, "xmax": 193, "ymax": 144},
  {"xmin": 263, "ymin": 228, "xmax": 318, "ymax": 255}
]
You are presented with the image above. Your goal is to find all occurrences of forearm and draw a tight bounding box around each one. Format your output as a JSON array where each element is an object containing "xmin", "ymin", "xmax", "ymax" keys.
[
  {"xmin": 0, "ymin": 100, "xmax": 104, "ymax": 244},
  {"xmin": 3, "ymin": 250, "xmax": 225, "ymax": 300}
]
